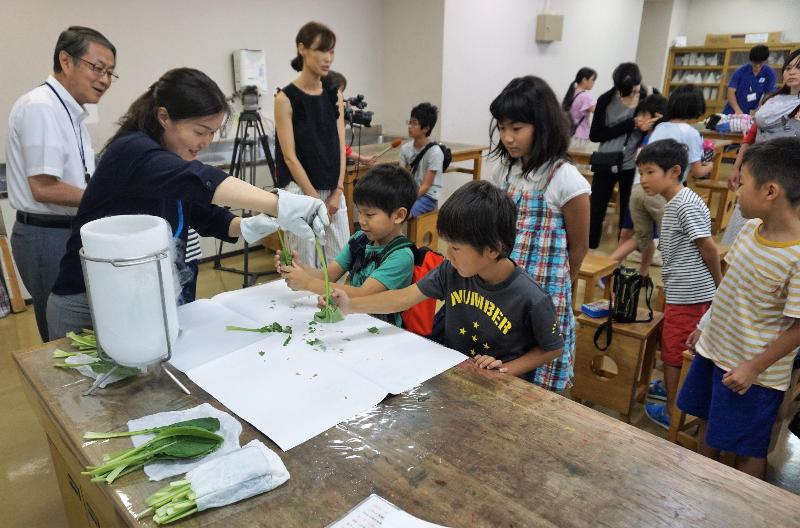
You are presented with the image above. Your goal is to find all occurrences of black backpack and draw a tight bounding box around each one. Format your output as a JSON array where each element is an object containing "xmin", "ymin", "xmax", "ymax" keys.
[
  {"xmin": 410, "ymin": 142, "xmax": 452, "ymax": 175},
  {"xmin": 593, "ymin": 266, "xmax": 654, "ymax": 351}
]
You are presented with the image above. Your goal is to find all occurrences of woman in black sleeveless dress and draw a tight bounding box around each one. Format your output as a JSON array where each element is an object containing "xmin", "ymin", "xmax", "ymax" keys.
[{"xmin": 275, "ymin": 21, "xmax": 347, "ymax": 265}]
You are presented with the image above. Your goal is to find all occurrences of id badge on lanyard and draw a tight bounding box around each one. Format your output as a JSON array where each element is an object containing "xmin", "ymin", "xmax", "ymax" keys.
[{"xmin": 44, "ymin": 82, "xmax": 90, "ymax": 184}]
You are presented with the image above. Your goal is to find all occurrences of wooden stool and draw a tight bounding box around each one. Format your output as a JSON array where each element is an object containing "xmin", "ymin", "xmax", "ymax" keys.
[
  {"xmin": 694, "ymin": 179, "xmax": 737, "ymax": 235},
  {"xmin": 408, "ymin": 210, "xmax": 438, "ymax": 249},
  {"xmin": 572, "ymin": 253, "xmax": 617, "ymax": 312},
  {"xmin": 573, "ymin": 309, "xmax": 664, "ymax": 423},
  {"xmin": 667, "ymin": 350, "xmax": 699, "ymax": 449}
]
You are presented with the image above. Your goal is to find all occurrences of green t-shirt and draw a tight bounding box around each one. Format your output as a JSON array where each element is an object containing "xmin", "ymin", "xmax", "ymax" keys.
[{"xmin": 334, "ymin": 231, "xmax": 414, "ymax": 327}]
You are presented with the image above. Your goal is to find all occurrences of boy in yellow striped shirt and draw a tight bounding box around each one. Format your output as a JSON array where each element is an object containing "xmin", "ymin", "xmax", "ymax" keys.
[{"xmin": 678, "ymin": 137, "xmax": 800, "ymax": 479}]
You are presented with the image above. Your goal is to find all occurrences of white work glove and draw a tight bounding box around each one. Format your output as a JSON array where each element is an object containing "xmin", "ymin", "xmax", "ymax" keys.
[
  {"xmin": 240, "ymin": 214, "xmax": 279, "ymax": 244},
  {"xmin": 275, "ymin": 189, "xmax": 329, "ymax": 242}
]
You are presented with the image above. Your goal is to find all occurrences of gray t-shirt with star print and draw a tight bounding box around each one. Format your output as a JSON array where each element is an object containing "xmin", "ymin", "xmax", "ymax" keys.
[{"xmin": 417, "ymin": 259, "xmax": 563, "ymax": 362}]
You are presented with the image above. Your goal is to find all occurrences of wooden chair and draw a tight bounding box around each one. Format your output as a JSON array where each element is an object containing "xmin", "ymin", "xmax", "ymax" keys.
[
  {"xmin": 573, "ymin": 309, "xmax": 664, "ymax": 423},
  {"xmin": 667, "ymin": 350, "xmax": 699, "ymax": 449},
  {"xmin": 407, "ymin": 210, "xmax": 438, "ymax": 249},
  {"xmin": 694, "ymin": 179, "xmax": 737, "ymax": 235},
  {"xmin": 572, "ymin": 253, "xmax": 617, "ymax": 312}
]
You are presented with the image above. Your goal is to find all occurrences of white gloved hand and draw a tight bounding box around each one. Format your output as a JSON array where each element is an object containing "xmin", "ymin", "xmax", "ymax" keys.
[
  {"xmin": 240, "ymin": 214, "xmax": 279, "ymax": 243},
  {"xmin": 275, "ymin": 189, "xmax": 329, "ymax": 242}
]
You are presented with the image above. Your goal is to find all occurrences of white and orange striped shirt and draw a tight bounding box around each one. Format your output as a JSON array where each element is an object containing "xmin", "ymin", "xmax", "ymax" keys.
[{"xmin": 697, "ymin": 219, "xmax": 800, "ymax": 390}]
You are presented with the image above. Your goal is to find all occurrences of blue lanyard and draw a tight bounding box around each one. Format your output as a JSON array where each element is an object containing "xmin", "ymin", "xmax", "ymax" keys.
[
  {"xmin": 174, "ymin": 200, "xmax": 184, "ymax": 240},
  {"xmin": 43, "ymin": 82, "xmax": 90, "ymax": 184}
]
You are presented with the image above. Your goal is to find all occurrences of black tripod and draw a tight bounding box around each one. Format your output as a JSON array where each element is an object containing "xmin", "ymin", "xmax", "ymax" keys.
[{"xmin": 213, "ymin": 109, "xmax": 277, "ymax": 287}]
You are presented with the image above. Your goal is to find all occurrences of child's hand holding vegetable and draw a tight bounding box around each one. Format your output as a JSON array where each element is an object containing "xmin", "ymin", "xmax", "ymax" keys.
[
  {"xmin": 281, "ymin": 260, "xmax": 313, "ymax": 291},
  {"xmin": 330, "ymin": 289, "xmax": 352, "ymax": 317}
]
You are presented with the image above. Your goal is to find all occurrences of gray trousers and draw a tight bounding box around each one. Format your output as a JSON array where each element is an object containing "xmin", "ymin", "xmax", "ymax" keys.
[
  {"xmin": 47, "ymin": 292, "xmax": 92, "ymax": 340},
  {"xmin": 10, "ymin": 222, "xmax": 71, "ymax": 342}
]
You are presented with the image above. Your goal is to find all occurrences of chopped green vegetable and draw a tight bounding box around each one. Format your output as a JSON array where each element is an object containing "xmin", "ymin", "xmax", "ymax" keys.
[
  {"xmin": 82, "ymin": 426, "xmax": 223, "ymax": 484},
  {"xmin": 84, "ymin": 418, "xmax": 220, "ymax": 440},
  {"xmin": 258, "ymin": 351, "xmax": 265, "ymax": 357},
  {"xmin": 282, "ymin": 335, "xmax": 292, "ymax": 346},
  {"xmin": 139, "ymin": 478, "xmax": 198, "ymax": 524},
  {"xmin": 305, "ymin": 338, "xmax": 322, "ymax": 347},
  {"xmin": 367, "ymin": 327, "xmax": 380, "ymax": 334},
  {"xmin": 226, "ymin": 322, "xmax": 292, "ymax": 334}
]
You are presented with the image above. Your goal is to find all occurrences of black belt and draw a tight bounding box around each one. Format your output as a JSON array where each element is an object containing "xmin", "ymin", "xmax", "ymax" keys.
[{"xmin": 16, "ymin": 211, "xmax": 73, "ymax": 229}]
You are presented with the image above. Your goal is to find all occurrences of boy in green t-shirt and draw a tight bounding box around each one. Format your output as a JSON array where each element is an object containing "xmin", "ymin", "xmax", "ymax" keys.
[{"xmin": 277, "ymin": 164, "xmax": 417, "ymax": 326}]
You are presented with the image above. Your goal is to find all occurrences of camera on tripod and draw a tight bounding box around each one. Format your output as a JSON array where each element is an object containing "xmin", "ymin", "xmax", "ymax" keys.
[
  {"xmin": 241, "ymin": 85, "xmax": 260, "ymax": 112},
  {"xmin": 344, "ymin": 94, "xmax": 373, "ymax": 127}
]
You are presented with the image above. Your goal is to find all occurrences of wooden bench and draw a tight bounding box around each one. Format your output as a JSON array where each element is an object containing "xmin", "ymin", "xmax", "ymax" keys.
[{"xmin": 573, "ymin": 309, "xmax": 664, "ymax": 423}]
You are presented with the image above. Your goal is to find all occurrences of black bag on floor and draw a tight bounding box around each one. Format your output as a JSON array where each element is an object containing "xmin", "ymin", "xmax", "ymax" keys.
[{"xmin": 593, "ymin": 266, "xmax": 654, "ymax": 351}]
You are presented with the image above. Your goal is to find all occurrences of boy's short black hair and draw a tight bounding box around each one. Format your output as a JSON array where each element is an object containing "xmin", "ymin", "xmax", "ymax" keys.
[
  {"xmin": 749, "ymin": 45, "xmax": 770, "ymax": 63},
  {"xmin": 353, "ymin": 163, "xmax": 417, "ymax": 218},
  {"xmin": 635, "ymin": 93, "xmax": 668, "ymax": 118},
  {"xmin": 741, "ymin": 137, "xmax": 800, "ymax": 206},
  {"xmin": 636, "ymin": 138, "xmax": 688, "ymax": 176},
  {"xmin": 667, "ymin": 84, "xmax": 706, "ymax": 120},
  {"xmin": 410, "ymin": 102, "xmax": 438, "ymax": 137},
  {"xmin": 437, "ymin": 181, "xmax": 517, "ymax": 258}
]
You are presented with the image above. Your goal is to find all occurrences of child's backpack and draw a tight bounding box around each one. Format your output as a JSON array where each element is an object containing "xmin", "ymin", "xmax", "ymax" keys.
[
  {"xmin": 593, "ymin": 266, "xmax": 654, "ymax": 351},
  {"xmin": 349, "ymin": 233, "xmax": 444, "ymax": 336},
  {"xmin": 410, "ymin": 142, "xmax": 452, "ymax": 175}
]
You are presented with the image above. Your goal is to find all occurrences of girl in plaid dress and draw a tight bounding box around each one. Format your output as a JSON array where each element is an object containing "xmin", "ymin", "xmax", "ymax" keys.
[{"xmin": 490, "ymin": 76, "xmax": 591, "ymax": 392}]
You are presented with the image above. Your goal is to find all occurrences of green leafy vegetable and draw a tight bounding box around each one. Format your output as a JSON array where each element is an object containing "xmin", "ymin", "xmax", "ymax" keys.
[
  {"xmin": 282, "ymin": 335, "xmax": 292, "ymax": 347},
  {"xmin": 276, "ymin": 228, "xmax": 292, "ymax": 267},
  {"xmin": 82, "ymin": 426, "xmax": 223, "ymax": 484},
  {"xmin": 226, "ymin": 322, "xmax": 292, "ymax": 334},
  {"xmin": 84, "ymin": 417, "xmax": 220, "ymax": 440},
  {"xmin": 313, "ymin": 237, "xmax": 344, "ymax": 324},
  {"xmin": 367, "ymin": 327, "xmax": 380, "ymax": 334}
]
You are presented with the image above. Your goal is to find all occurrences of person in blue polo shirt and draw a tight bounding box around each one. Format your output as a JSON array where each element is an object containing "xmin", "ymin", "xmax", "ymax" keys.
[{"xmin": 722, "ymin": 45, "xmax": 777, "ymax": 115}]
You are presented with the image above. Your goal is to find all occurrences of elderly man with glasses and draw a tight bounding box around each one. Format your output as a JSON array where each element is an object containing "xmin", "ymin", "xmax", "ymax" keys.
[{"xmin": 6, "ymin": 26, "xmax": 116, "ymax": 342}]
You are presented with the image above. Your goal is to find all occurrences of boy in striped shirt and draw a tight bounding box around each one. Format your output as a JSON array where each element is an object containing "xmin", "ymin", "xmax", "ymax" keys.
[
  {"xmin": 678, "ymin": 137, "xmax": 800, "ymax": 479},
  {"xmin": 637, "ymin": 139, "xmax": 722, "ymax": 429}
]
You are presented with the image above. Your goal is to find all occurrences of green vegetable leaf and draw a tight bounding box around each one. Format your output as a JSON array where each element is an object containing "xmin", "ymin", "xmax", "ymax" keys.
[
  {"xmin": 84, "ymin": 417, "xmax": 220, "ymax": 440},
  {"xmin": 368, "ymin": 326, "xmax": 380, "ymax": 334}
]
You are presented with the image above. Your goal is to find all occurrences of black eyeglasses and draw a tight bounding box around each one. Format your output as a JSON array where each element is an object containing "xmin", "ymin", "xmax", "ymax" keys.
[{"xmin": 73, "ymin": 55, "xmax": 119, "ymax": 81}]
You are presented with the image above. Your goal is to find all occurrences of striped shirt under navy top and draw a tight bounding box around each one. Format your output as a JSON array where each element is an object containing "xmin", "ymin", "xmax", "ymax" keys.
[
  {"xmin": 659, "ymin": 187, "xmax": 716, "ymax": 305},
  {"xmin": 185, "ymin": 227, "xmax": 202, "ymax": 263}
]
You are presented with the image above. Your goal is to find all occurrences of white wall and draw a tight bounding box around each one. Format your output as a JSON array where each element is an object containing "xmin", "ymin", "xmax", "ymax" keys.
[
  {"xmin": 379, "ymin": 0, "xmax": 445, "ymax": 138},
  {"xmin": 439, "ymin": 0, "xmax": 645, "ymax": 200},
  {"xmin": 683, "ymin": 0, "xmax": 800, "ymax": 45},
  {"xmin": 636, "ymin": 0, "xmax": 675, "ymax": 92},
  {"xmin": 0, "ymin": 0, "xmax": 386, "ymax": 160}
]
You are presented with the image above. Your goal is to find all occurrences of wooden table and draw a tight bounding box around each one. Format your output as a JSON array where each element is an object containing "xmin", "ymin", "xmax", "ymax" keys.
[
  {"xmin": 343, "ymin": 141, "xmax": 487, "ymax": 232},
  {"xmin": 14, "ymin": 340, "xmax": 800, "ymax": 528}
]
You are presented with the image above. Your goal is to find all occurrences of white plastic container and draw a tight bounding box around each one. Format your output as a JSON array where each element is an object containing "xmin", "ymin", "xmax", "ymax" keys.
[{"xmin": 80, "ymin": 215, "xmax": 178, "ymax": 367}]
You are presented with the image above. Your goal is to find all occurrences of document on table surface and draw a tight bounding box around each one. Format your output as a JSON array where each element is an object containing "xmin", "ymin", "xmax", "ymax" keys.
[
  {"xmin": 329, "ymin": 494, "xmax": 448, "ymax": 528},
  {"xmin": 173, "ymin": 280, "xmax": 466, "ymax": 450}
]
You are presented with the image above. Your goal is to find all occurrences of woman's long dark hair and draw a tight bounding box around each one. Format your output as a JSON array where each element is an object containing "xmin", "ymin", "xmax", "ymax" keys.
[
  {"xmin": 291, "ymin": 21, "xmax": 336, "ymax": 72},
  {"xmin": 489, "ymin": 75, "xmax": 571, "ymax": 176},
  {"xmin": 612, "ymin": 62, "xmax": 642, "ymax": 97},
  {"xmin": 762, "ymin": 48, "xmax": 800, "ymax": 104},
  {"xmin": 562, "ymin": 67, "xmax": 597, "ymax": 111},
  {"xmin": 106, "ymin": 68, "xmax": 229, "ymax": 150}
]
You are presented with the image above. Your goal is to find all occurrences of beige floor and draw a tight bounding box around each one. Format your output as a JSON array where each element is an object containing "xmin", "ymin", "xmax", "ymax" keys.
[{"xmin": 1, "ymin": 206, "xmax": 799, "ymax": 527}]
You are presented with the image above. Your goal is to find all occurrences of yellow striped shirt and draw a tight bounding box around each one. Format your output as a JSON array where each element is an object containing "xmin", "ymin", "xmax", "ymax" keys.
[{"xmin": 697, "ymin": 219, "xmax": 800, "ymax": 390}]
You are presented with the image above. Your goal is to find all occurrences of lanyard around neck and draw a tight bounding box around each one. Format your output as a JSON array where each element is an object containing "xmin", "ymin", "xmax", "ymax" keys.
[{"xmin": 44, "ymin": 82, "xmax": 89, "ymax": 183}]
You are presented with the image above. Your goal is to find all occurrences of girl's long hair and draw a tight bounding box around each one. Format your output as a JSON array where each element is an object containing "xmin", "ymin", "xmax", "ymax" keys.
[
  {"xmin": 106, "ymin": 68, "xmax": 229, "ymax": 150},
  {"xmin": 762, "ymin": 48, "xmax": 800, "ymax": 104},
  {"xmin": 562, "ymin": 67, "xmax": 597, "ymax": 111},
  {"xmin": 489, "ymin": 75, "xmax": 571, "ymax": 176}
]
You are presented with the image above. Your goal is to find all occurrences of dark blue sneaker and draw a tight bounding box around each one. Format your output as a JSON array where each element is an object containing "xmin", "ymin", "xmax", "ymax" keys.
[
  {"xmin": 645, "ymin": 403, "xmax": 670, "ymax": 430},
  {"xmin": 647, "ymin": 379, "xmax": 667, "ymax": 401}
]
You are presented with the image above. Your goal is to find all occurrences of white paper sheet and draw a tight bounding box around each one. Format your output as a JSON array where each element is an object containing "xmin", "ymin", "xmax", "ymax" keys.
[
  {"xmin": 329, "ymin": 494, "xmax": 448, "ymax": 528},
  {"xmin": 175, "ymin": 281, "xmax": 466, "ymax": 450}
]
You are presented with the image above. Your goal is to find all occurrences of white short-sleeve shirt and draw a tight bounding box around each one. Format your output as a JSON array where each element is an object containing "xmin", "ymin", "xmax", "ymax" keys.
[
  {"xmin": 492, "ymin": 158, "xmax": 591, "ymax": 213},
  {"xmin": 6, "ymin": 75, "xmax": 95, "ymax": 215}
]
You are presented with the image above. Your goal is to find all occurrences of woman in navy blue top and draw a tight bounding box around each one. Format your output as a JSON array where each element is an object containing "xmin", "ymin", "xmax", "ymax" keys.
[{"xmin": 47, "ymin": 68, "xmax": 328, "ymax": 339}]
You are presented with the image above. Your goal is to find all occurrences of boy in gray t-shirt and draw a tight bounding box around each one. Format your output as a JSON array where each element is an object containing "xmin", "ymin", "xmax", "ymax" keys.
[
  {"xmin": 329, "ymin": 181, "xmax": 565, "ymax": 390},
  {"xmin": 399, "ymin": 102, "xmax": 444, "ymax": 218}
]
